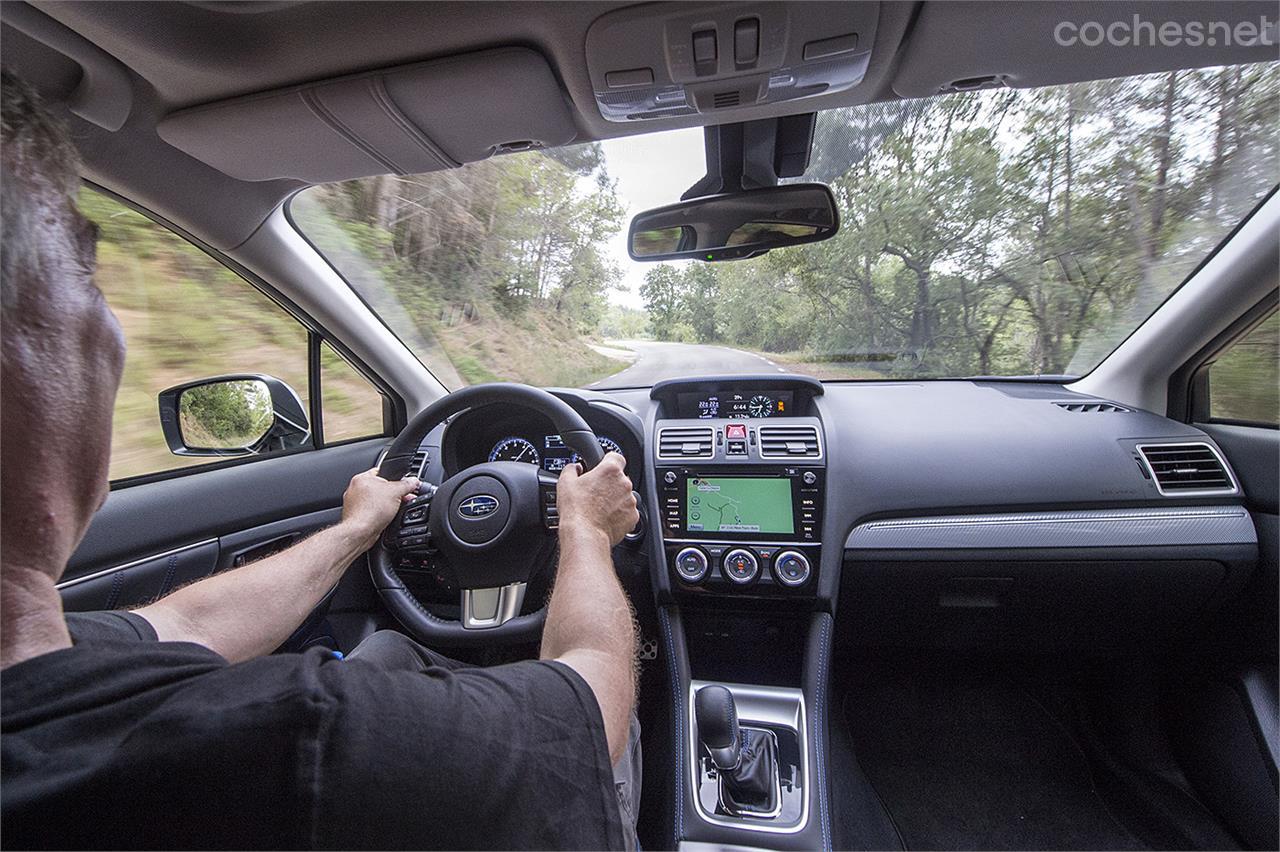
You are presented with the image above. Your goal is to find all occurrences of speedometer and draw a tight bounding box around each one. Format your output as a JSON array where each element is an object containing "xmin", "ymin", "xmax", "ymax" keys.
[{"xmin": 488, "ymin": 437, "xmax": 540, "ymax": 465}]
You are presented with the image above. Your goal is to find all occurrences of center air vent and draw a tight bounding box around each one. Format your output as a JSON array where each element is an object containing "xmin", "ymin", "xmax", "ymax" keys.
[
  {"xmin": 658, "ymin": 426, "xmax": 714, "ymax": 459},
  {"xmin": 1137, "ymin": 443, "xmax": 1235, "ymax": 495},
  {"xmin": 758, "ymin": 424, "xmax": 821, "ymax": 458},
  {"xmin": 1054, "ymin": 401, "xmax": 1130, "ymax": 413}
]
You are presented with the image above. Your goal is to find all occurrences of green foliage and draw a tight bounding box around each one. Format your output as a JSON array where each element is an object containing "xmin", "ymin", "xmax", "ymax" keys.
[
  {"xmin": 1209, "ymin": 312, "xmax": 1278, "ymax": 425},
  {"xmin": 179, "ymin": 380, "xmax": 273, "ymax": 448},
  {"xmin": 637, "ymin": 64, "xmax": 1279, "ymax": 380},
  {"xmin": 292, "ymin": 143, "xmax": 628, "ymax": 388},
  {"xmin": 597, "ymin": 304, "xmax": 651, "ymax": 340}
]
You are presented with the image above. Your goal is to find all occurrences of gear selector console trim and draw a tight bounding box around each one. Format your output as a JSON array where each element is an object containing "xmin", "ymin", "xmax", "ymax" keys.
[{"xmin": 687, "ymin": 680, "xmax": 809, "ymax": 834}]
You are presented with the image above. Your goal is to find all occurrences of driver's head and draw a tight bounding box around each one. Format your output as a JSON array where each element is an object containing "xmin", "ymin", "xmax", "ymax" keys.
[{"xmin": 1, "ymin": 70, "xmax": 124, "ymax": 582}]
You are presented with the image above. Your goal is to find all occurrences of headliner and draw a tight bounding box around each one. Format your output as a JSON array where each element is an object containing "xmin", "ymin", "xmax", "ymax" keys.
[{"xmin": 2, "ymin": 0, "xmax": 1275, "ymax": 250}]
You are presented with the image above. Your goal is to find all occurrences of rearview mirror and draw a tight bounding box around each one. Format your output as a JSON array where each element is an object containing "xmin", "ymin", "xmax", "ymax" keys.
[
  {"xmin": 158, "ymin": 374, "xmax": 310, "ymax": 457},
  {"xmin": 628, "ymin": 183, "xmax": 838, "ymax": 262}
]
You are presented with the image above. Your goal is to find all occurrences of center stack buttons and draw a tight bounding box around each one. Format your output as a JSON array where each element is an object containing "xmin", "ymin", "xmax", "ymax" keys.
[
  {"xmin": 721, "ymin": 548, "xmax": 760, "ymax": 584},
  {"xmin": 674, "ymin": 546, "xmax": 709, "ymax": 583}
]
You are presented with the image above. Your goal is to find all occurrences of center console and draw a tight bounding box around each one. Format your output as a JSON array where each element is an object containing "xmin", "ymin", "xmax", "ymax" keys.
[{"xmin": 646, "ymin": 376, "xmax": 833, "ymax": 849}]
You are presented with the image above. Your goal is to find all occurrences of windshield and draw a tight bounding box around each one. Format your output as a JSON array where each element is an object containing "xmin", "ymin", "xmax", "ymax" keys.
[{"xmin": 290, "ymin": 62, "xmax": 1278, "ymax": 389}]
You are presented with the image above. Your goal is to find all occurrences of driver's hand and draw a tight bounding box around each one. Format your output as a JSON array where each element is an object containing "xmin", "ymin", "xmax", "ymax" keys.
[
  {"xmin": 557, "ymin": 452, "xmax": 638, "ymax": 545},
  {"xmin": 341, "ymin": 468, "xmax": 420, "ymax": 549}
]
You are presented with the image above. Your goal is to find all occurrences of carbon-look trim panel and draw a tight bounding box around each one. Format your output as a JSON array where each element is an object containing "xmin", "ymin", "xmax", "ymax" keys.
[{"xmin": 845, "ymin": 506, "xmax": 1255, "ymax": 550}]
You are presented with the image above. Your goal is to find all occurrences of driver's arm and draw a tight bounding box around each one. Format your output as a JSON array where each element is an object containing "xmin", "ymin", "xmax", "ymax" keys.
[
  {"xmin": 540, "ymin": 453, "xmax": 640, "ymax": 765},
  {"xmin": 132, "ymin": 468, "xmax": 417, "ymax": 663}
]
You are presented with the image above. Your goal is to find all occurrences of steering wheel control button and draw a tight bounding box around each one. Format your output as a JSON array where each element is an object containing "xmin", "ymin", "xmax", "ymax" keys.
[
  {"xmin": 675, "ymin": 547, "xmax": 709, "ymax": 583},
  {"xmin": 402, "ymin": 506, "xmax": 429, "ymax": 525},
  {"xmin": 772, "ymin": 550, "xmax": 812, "ymax": 587},
  {"xmin": 722, "ymin": 549, "xmax": 760, "ymax": 585},
  {"xmin": 541, "ymin": 487, "xmax": 559, "ymax": 530}
]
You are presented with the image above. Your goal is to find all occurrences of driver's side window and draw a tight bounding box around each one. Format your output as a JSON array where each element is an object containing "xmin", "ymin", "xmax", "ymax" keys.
[{"xmin": 80, "ymin": 187, "xmax": 386, "ymax": 483}]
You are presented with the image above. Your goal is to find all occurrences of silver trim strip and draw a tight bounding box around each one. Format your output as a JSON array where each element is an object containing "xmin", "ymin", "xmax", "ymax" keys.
[
  {"xmin": 55, "ymin": 539, "xmax": 218, "ymax": 590},
  {"xmin": 845, "ymin": 506, "xmax": 1255, "ymax": 550},
  {"xmin": 1136, "ymin": 441, "xmax": 1240, "ymax": 497},
  {"xmin": 460, "ymin": 582, "xmax": 526, "ymax": 629},
  {"xmin": 688, "ymin": 681, "xmax": 809, "ymax": 835}
]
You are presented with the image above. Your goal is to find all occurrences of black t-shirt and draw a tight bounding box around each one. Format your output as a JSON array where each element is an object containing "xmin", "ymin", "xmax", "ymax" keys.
[{"xmin": 1, "ymin": 612, "xmax": 625, "ymax": 850}]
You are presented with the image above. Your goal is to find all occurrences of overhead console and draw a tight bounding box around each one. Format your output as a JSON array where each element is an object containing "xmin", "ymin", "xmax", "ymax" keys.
[
  {"xmin": 585, "ymin": 1, "xmax": 879, "ymax": 122},
  {"xmin": 651, "ymin": 377, "xmax": 825, "ymax": 599}
]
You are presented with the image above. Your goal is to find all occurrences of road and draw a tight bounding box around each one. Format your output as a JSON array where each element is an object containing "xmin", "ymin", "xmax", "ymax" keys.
[{"xmin": 588, "ymin": 340, "xmax": 789, "ymax": 388}]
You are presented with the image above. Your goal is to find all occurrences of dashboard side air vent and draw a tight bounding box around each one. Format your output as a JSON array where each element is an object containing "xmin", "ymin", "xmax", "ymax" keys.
[
  {"xmin": 758, "ymin": 424, "xmax": 822, "ymax": 458},
  {"xmin": 1137, "ymin": 442, "xmax": 1236, "ymax": 495},
  {"xmin": 657, "ymin": 426, "xmax": 715, "ymax": 459},
  {"xmin": 1054, "ymin": 401, "xmax": 1130, "ymax": 413},
  {"xmin": 407, "ymin": 448, "xmax": 430, "ymax": 480}
]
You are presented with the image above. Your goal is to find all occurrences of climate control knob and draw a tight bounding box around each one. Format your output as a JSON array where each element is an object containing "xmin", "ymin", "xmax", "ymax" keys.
[
  {"xmin": 722, "ymin": 549, "xmax": 760, "ymax": 585},
  {"xmin": 674, "ymin": 547, "xmax": 709, "ymax": 583},
  {"xmin": 772, "ymin": 550, "xmax": 811, "ymax": 587}
]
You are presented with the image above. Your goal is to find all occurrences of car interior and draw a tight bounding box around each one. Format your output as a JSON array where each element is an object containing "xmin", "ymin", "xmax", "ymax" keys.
[{"xmin": 2, "ymin": 1, "xmax": 1277, "ymax": 850}]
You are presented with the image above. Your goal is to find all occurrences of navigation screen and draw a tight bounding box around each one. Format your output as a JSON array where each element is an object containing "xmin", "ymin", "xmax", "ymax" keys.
[{"xmin": 685, "ymin": 477, "xmax": 794, "ymax": 534}]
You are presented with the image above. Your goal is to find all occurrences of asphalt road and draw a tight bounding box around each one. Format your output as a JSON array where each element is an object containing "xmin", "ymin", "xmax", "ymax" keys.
[{"xmin": 589, "ymin": 340, "xmax": 789, "ymax": 388}]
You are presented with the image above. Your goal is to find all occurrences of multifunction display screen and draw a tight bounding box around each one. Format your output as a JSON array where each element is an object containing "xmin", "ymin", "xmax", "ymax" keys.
[
  {"xmin": 676, "ymin": 390, "xmax": 795, "ymax": 419},
  {"xmin": 685, "ymin": 477, "xmax": 795, "ymax": 534}
]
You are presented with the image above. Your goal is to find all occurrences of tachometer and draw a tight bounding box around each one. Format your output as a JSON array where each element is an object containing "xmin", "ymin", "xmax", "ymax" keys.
[
  {"xmin": 570, "ymin": 436, "xmax": 624, "ymax": 463},
  {"xmin": 489, "ymin": 437, "xmax": 540, "ymax": 465},
  {"xmin": 748, "ymin": 395, "xmax": 774, "ymax": 418}
]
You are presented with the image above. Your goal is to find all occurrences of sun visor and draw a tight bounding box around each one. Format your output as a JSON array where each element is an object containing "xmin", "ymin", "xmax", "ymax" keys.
[
  {"xmin": 157, "ymin": 47, "xmax": 576, "ymax": 183},
  {"xmin": 893, "ymin": 1, "xmax": 1280, "ymax": 97}
]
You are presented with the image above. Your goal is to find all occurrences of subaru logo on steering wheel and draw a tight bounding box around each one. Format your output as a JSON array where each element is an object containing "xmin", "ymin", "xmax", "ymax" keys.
[{"xmin": 458, "ymin": 495, "xmax": 500, "ymax": 519}]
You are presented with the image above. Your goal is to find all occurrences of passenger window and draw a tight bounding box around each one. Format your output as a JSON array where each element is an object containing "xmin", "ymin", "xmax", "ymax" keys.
[
  {"xmin": 320, "ymin": 342, "xmax": 385, "ymax": 442},
  {"xmin": 80, "ymin": 188, "xmax": 312, "ymax": 481},
  {"xmin": 1208, "ymin": 311, "xmax": 1278, "ymax": 427}
]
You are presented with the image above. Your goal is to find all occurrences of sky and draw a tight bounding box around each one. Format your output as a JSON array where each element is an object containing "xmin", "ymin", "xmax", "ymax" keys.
[{"xmin": 596, "ymin": 127, "xmax": 706, "ymax": 309}]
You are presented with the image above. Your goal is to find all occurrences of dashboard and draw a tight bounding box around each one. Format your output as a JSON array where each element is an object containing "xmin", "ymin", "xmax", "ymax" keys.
[{"xmin": 412, "ymin": 375, "xmax": 1256, "ymax": 654}]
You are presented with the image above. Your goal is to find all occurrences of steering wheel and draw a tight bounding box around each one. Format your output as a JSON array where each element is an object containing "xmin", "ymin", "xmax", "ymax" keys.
[{"xmin": 370, "ymin": 384, "xmax": 604, "ymax": 645}]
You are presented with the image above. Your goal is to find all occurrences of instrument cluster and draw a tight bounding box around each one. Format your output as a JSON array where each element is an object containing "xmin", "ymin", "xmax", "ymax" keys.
[
  {"xmin": 441, "ymin": 400, "xmax": 640, "ymax": 481},
  {"xmin": 488, "ymin": 433, "xmax": 625, "ymax": 472}
]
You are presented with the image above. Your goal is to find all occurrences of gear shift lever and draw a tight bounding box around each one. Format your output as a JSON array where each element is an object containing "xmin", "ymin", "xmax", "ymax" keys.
[
  {"xmin": 695, "ymin": 685, "xmax": 779, "ymax": 815},
  {"xmin": 695, "ymin": 685, "xmax": 742, "ymax": 771}
]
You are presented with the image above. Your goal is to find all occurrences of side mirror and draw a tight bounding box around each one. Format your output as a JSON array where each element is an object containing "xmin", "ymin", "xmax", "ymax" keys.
[
  {"xmin": 158, "ymin": 374, "xmax": 310, "ymax": 457},
  {"xmin": 628, "ymin": 183, "xmax": 839, "ymax": 262}
]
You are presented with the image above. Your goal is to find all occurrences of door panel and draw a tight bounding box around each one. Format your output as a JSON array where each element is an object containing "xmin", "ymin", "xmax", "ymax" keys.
[
  {"xmin": 60, "ymin": 438, "xmax": 389, "ymax": 610},
  {"xmin": 60, "ymin": 540, "xmax": 219, "ymax": 613}
]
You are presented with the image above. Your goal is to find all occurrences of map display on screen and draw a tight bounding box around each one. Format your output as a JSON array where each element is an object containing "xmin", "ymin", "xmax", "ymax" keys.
[{"xmin": 685, "ymin": 477, "xmax": 794, "ymax": 534}]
